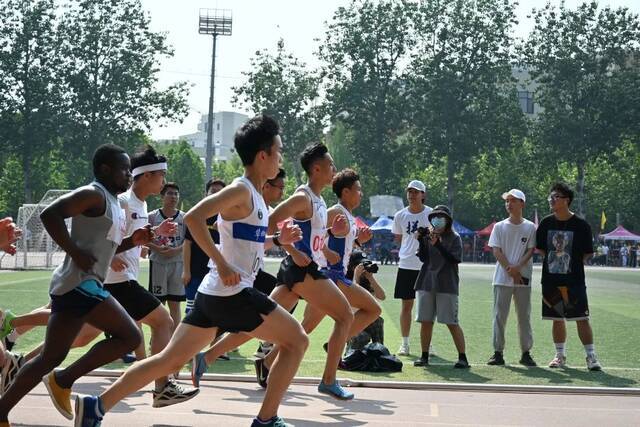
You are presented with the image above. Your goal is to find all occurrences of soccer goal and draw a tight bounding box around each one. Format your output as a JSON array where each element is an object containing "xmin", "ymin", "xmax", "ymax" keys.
[{"xmin": 0, "ymin": 190, "xmax": 71, "ymax": 270}]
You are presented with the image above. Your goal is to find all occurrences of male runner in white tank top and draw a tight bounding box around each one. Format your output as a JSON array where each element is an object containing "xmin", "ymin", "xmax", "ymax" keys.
[{"xmin": 76, "ymin": 115, "xmax": 306, "ymax": 427}]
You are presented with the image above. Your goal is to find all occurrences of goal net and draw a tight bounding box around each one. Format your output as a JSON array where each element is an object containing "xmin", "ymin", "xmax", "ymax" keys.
[{"xmin": 0, "ymin": 190, "xmax": 71, "ymax": 270}]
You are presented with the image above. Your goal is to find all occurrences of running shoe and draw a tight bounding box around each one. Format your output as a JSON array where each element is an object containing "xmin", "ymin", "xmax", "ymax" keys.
[
  {"xmin": 250, "ymin": 415, "xmax": 292, "ymax": 427},
  {"xmin": 43, "ymin": 371, "xmax": 73, "ymax": 420},
  {"xmin": 487, "ymin": 351, "xmax": 505, "ymax": 366},
  {"xmin": 586, "ymin": 354, "xmax": 602, "ymax": 371},
  {"xmin": 254, "ymin": 358, "xmax": 269, "ymax": 389},
  {"xmin": 0, "ymin": 310, "xmax": 15, "ymax": 341},
  {"xmin": 0, "ymin": 351, "xmax": 24, "ymax": 394},
  {"xmin": 519, "ymin": 352, "xmax": 537, "ymax": 367},
  {"xmin": 74, "ymin": 395, "xmax": 103, "ymax": 427},
  {"xmin": 397, "ymin": 343, "xmax": 410, "ymax": 356},
  {"xmin": 152, "ymin": 379, "xmax": 199, "ymax": 408},
  {"xmin": 548, "ymin": 354, "xmax": 566, "ymax": 368},
  {"xmin": 317, "ymin": 380, "xmax": 354, "ymax": 400},
  {"xmin": 191, "ymin": 352, "xmax": 208, "ymax": 387}
]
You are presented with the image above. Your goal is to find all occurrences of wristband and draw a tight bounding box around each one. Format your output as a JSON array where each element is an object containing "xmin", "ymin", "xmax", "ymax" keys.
[
  {"xmin": 272, "ymin": 232, "xmax": 282, "ymax": 247},
  {"xmin": 327, "ymin": 229, "xmax": 335, "ymax": 237},
  {"xmin": 355, "ymin": 238, "xmax": 362, "ymax": 247}
]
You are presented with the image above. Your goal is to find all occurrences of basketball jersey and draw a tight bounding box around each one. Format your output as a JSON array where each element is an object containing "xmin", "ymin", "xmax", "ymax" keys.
[
  {"xmin": 199, "ymin": 176, "xmax": 268, "ymax": 297},
  {"xmin": 326, "ymin": 204, "xmax": 357, "ymax": 274},
  {"xmin": 292, "ymin": 184, "xmax": 328, "ymax": 266},
  {"xmin": 50, "ymin": 181, "xmax": 125, "ymax": 295}
]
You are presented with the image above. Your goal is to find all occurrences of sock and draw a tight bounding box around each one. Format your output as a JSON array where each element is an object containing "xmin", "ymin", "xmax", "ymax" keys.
[
  {"xmin": 554, "ymin": 342, "xmax": 566, "ymax": 356},
  {"xmin": 584, "ymin": 344, "xmax": 595, "ymax": 357},
  {"xmin": 402, "ymin": 337, "xmax": 409, "ymax": 346},
  {"xmin": 254, "ymin": 415, "xmax": 276, "ymax": 425},
  {"xmin": 421, "ymin": 351, "xmax": 429, "ymax": 361},
  {"xmin": 458, "ymin": 352, "xmax": 468, "ymax": 362},
  {"xmin": 96, "ymin": 396, "xmax": 105, "ymax": 417}
]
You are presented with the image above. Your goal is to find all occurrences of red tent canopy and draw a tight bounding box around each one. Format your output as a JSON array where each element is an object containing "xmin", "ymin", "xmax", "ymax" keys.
[
  {"xmin": 601, "ymin": 225, "xmax": 640, "ymax": 241},
  {"xmin": 476, "ymin": 220, "xmax": 497, "ymax": 237}
]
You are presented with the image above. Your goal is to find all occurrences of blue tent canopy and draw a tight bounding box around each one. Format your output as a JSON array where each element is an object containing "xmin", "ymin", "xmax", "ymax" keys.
[
  {"xmin": 453, "ymin": 220, "xmax": 474, "ymax": 237},
  {"xmin": 370, "ymin": 216, "xmax": 393, "ymax": 232}
]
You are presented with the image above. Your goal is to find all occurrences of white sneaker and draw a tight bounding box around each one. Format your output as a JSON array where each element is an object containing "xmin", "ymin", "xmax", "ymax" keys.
[
  {"xmin": 586, "ymin": 354, "xmax": 602, "ymax": 371},
  {"xmin": 397, "ymin": 343, "xmax": 410, "ymax": 356},
  {"xmin": 548, "ymin": 354, "xmax": 566, "ymax": 368}
]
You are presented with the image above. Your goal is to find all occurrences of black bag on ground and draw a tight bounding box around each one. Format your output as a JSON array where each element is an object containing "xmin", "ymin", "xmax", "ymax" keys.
[{"xmin": 341, "ymin": 342, "xmax": 403, "ymax": 372}]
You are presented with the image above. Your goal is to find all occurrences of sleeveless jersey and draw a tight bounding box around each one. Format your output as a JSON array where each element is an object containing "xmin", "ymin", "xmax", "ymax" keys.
[
  {"xmin": 199, "ymin": 176, "xmax": 268, "ymax": 297},
  {"xmin": 292, "ymin": 184, "xmax": 328, "ymax": 266},
  {"xmin": 326, "ymin": 204, "xmax": 358, "ymax": 274},
  {"xmin": 50, "ymin": 181, "xmax": 125, "ymax": 295}
]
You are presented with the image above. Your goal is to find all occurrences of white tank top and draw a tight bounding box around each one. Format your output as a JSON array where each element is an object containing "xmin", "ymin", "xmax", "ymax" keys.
[
  {"xmin": 292, "ymin": 184, "xmax": 328, "ymax": 266},
  {"xmin": 198, "ymin": 177, "xmax": 268, "ymax": 297},
  {"xmin": 326, "ymin": 204, "xmax": 357, "ymax": 274}
]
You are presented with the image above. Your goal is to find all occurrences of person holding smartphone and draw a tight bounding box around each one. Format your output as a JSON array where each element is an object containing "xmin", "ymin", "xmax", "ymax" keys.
[{"xmin": 487, "ymin": 189, "xmax": 537, "ymax": 367}]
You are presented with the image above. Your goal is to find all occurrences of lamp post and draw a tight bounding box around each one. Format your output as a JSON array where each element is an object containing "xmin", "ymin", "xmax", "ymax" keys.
[{"xmin": 199, "ymin": 8, "xmax": 232, "ymax": 179}]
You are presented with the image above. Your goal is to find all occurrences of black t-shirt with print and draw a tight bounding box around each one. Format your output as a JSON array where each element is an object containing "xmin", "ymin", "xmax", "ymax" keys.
[
  {"xmin": 184, "ymin": 215, "xmax": 219, "ymax": 280},
  {"xmin": 536, "ymin": 214, "xmax": 594, "ymax": 288}
]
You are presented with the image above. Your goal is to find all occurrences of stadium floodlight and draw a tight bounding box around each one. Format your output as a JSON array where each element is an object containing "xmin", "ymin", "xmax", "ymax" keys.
[{"xmin": 199, "ymin": 8, "xmax": 232, "ymax": 180}]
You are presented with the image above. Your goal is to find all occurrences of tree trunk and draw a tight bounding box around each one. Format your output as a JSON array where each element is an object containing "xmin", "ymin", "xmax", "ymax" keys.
[
  {"xmin": 576, "ymin": 160, "xmax": 586, "ymax": 218},
  {"xmin": 446, "ymin": 153, "xmax": 455, "ymax": 214}
]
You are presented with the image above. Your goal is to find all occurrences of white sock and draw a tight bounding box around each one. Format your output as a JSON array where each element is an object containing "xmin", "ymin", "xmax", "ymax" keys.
[
  {"xmin": 402, "ymin": 337, "xmax": 409, "ymax": 346},
  {"xmin": 584, "ymin": 344, "xmax": 595, "ymax": 357},
  {"xmin": 554, "ymin": 342, "xmax": 566, "ymax": 356}
]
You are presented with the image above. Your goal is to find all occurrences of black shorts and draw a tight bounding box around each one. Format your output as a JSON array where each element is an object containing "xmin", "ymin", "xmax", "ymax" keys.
[
  {"xmin": 542, "ymin": 284, "xmax": 590, "ymax": 320},
  {"xmin": 182, "ymin": 287, "xmax": 277, "ymax": 333},
  {"xmin": 253, "ymin": 269, "xmax": 278, "ymax": 296},
  {"xmin": 104, "ymin": 280, "xmax": 162, "ymax": 321},
  {"xmin": 277, "ymin": 255, "xmax": 327, "ymax": 290},
  {"xmin": 50, "ymin": 280, "xmax": 111, "ymax": 317},
  {"xmin": 394, "ymin": 268, "xmax": 420, "ymax": 300}
]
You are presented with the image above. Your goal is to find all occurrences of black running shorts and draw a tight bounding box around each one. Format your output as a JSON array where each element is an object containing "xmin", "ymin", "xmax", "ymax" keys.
[
  {"xmin": 104, "ymin": 280, "xmax": 162, "ymax": 321},
  {"xmin": 182, "ymin": 287, "xmax": 277, "ymax": 333}
]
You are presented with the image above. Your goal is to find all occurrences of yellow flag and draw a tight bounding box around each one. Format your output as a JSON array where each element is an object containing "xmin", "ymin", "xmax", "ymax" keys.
[{"xmin": 600, "ymin": 211, "xmax": 607, "ymax": 230}]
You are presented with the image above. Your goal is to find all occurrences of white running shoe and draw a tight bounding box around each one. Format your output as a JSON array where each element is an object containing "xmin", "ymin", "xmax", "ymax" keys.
[
  {"xmin": 586, "ymin": 354, "xmax": 602, "ymax": 371},
  {"xmin": 397, "ymin": 343, "xmax": 410, "ymax": 356},
  {"xmin": 548, "ymin": 354, "xmax": 566, "ymax": 368}
]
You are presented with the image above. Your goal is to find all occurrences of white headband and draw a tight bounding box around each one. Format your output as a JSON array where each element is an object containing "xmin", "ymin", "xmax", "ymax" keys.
[{"xmin": 132, "ymin": 162, "xmax": 167, "ymax": 177}]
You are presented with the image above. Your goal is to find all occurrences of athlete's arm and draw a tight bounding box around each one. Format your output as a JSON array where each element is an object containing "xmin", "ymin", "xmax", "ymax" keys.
[
  {"xmin": 184, "ymin": 182, "xmax": 250, "ymax": 286},
  {"xmin": 41, "ymin": 187, "xmax": 107, "ymax": 271},
  {"xmin": 393, "ymin": 234, "xmax": 402, "ymax": 244},
  {"xmin": 268, "ymin": 192, "xmax": 312, "ymax": 264},
  {"xmin": 182, "ymin": 239, "xmax": 192, "ymax": 285}
]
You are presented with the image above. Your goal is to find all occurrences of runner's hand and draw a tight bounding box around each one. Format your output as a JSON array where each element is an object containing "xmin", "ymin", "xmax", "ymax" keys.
[
  {"xmin": 155, "ymin": 218, "xmax": 177, "ymax": 237},
  {"xmin": 217, "ymin": 260, "xmax": 241, "ymax": 287},
  {"xmin": 110, "ymin": 257, "xmax": 128, "ymax": 272},
  {"xmin": 358, "ymin": 227, "xmax": 373, "ymax": 244},
  {"xmin": 131, "ymin": 225, "xmax": 154, "ymax": 246},
  {"xmin": 182, "ymin": 271, "xmax": 191, "ymax": 286},
  {"xmin": 331, "ymin": 214, "xmax": 349, "ymax": 236},
  {"xmin": 279, "ymin": 221, "xmax": 302, "ymax": 245}
]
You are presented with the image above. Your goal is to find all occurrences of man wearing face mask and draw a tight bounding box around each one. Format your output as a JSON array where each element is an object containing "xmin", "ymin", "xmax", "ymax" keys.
[{"xmin": 413, "ymin": 205, "xmax": 468, "ymax": 368}]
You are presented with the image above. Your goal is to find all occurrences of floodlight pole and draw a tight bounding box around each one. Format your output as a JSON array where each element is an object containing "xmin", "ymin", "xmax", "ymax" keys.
[
  {"xmin": 199, "ymin": 8, "xmax": 232, "ymax": 180},
  {"xmin": 205, "ymin": 34, "xmax": 217, "ymax": 180}
]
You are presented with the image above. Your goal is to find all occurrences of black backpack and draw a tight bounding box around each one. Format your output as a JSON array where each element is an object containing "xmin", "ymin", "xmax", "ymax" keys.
[{"xmin": 341, "ymin": 342, "xmax": 403, "ymax": 372}]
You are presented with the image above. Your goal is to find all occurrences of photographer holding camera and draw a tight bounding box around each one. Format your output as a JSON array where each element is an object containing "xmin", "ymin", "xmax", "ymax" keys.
[
  {"xmin": 346, "ymin": 251, "xmax": 386, "ymax": 350},
  {"xmin": 413, "ymin": 205, "xmax": 469, "ymax": 368}
]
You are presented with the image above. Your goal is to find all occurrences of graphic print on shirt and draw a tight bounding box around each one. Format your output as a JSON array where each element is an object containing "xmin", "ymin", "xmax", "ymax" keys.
[
  {"xmin": 406, "ymin": 220, "xmax": 419, "ymax": 235},
  {"xmin": 547, "ymin": 230, "xmax": 573, "ymax": 274}
]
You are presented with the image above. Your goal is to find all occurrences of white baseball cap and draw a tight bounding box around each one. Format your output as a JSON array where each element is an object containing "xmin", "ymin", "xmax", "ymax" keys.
[
  {"xmin": 407, "ymin": 180, "xmax": 426, "ymax": 192},
  {"xmin": 502, "ymin": 189, "xmax": 526, "ymax": 202}
]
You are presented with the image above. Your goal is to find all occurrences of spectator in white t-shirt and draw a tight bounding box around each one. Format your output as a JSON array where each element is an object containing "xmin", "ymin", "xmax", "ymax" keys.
[
  {"xmin": 392, "ymin": 180, "xmax": 432, "ymax": 356},
  {"xmin": 487, "ymin": 189, "xmax": 537, "ymax": 367}
]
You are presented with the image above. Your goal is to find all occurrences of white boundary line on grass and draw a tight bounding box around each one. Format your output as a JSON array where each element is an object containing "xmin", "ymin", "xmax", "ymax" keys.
[{"xmin": 87, "ymin": 369, "xmax": 640, "ymax": 396}]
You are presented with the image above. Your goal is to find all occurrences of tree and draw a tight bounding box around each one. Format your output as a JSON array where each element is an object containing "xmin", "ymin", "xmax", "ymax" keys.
[
  {"xmin": 0, "ymin": 0, "xmax": 64, "ymax": 203},
  {"xmin": 522, "ymin": 1, "xmax": 640, "ymax": 217},
  {"xmin": 318, "ymin": 0, "xmax": 416, "ymax": 196},
  {"xmin": 407, "ymin": 0, "xmax": 525, "ymax": 214},
  {"xmin": 232, "ymin": 39, "xmax": 324, "ymax": 184},
  {"xmin": 163, "ymin": 141, "xmax": 205, "ymax": 211},
  {"xmin": 58, "ymin": 0, "xmax": 190, "ymax": 183}
]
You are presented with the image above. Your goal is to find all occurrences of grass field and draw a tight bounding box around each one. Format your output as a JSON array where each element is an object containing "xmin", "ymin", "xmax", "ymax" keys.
[{"xmin": 1, "ymin": 262, "xmax": 639, "ymax": 388}]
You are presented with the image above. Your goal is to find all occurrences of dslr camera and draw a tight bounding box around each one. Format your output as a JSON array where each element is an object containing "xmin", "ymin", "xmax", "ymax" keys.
[
  {"xmin": 361, "ymin": 260, "xmax": 379, "ymax": 274},
  {"xmin": 416, "ymin": 226, "xmax": 430, "ymax": 240}
]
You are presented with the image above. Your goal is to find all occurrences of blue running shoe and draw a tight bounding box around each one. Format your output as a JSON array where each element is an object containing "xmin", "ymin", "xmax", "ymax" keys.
[
  {"xmin": 74, "ymin": 395, "xmax": 103, "ymax": 427},
  {"xmin": 250, "ymin": 415, "xmax": 292, "ymax": 427},
  {"xmin": 318, "ymin": 380, "xmax": 354, "ymax": 400},
  {"xmin": 120, "ymin": 352, "xmax": 136, "ymax": 364},
  {"xmin": 191, "ymin": 352, "xmax": 208, "ymax": 387}
]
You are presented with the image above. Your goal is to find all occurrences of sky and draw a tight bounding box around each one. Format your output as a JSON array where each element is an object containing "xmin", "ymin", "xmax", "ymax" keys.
[{"xmin": 140, "ymin": 0, "xmax": 640, "ymax": 140}]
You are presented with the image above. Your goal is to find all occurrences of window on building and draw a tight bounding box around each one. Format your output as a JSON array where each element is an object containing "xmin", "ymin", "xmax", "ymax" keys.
[{"xmin": 517, "ymin": 91, "xmax": 535, "ymax": 114}]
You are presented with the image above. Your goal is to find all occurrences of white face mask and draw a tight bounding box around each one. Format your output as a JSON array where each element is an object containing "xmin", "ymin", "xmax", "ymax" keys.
[{"xmin": 430, "ymin": 217, "xmax": 446, "ymax": 230}]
